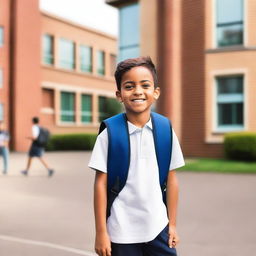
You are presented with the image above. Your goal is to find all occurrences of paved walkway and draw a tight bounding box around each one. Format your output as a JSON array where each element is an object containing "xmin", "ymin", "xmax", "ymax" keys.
[{"xmin": 0, "ymin": 151, "xmax": 256, "ymax": 256}]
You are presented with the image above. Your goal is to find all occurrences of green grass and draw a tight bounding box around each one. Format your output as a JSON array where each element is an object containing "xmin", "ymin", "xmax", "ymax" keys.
[{"xmin": 179, "ymin": 158, "xmax": 256, "ymax": 174}]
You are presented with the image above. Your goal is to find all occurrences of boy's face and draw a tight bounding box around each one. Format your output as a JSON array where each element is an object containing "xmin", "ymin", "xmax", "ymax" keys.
[{"xmin": 116, "ymin": 66, "xmax": 160, "ymax": 116}]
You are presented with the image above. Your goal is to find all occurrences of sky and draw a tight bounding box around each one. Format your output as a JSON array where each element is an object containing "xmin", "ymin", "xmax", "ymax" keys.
[{"xmin": 40, "ymin": 0, "xmax": 118, "ymax": 36}]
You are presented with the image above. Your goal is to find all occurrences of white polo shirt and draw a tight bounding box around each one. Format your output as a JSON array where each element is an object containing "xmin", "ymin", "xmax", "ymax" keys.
[
  {"xmin": 88, "ymin": 119, "xmax": 185, "ymax": 244},
  {"xmin": 32, "ymin": 125, "xmax": 40, "ymax": 139}
]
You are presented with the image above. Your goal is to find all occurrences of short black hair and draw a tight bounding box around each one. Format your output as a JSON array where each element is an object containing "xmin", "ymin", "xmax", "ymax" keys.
[
  {"xmin": 114, "ymin": 56, "xmax": 158, "ymax": 91},
  {"xmin": 32, "ymin": 117, "xmax": 39, "ymax": 124}
]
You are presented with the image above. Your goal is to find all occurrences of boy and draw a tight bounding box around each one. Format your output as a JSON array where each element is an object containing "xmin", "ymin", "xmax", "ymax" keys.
[
  {"xmin": 21, "ymin": 117, "xmax": 54, "ymax": 177},
  {"xmin": 89, "ymin": 57, "xmax": 185, "ymax": 256}
]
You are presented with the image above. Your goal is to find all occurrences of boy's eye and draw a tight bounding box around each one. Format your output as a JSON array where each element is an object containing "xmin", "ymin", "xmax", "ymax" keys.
[
  {"xmin": 125, "ymin": 85, "xmax": 134, "ymax": 89},
  {"xmin": 142, "ymin": 84, "xmax": 150, "ymax": 88}
]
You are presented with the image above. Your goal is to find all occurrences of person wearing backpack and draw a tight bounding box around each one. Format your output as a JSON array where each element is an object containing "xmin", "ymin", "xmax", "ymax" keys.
[
  {"xmin": 21, "ymin": 117, "xmax": 54, "ymax": 177},
  {"xmin": 89, "ymin": 57, "xmax": 185, "ymax": 256}
]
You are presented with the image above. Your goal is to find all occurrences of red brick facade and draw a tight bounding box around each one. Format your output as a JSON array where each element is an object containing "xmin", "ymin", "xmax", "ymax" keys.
[{"xmin": 0, "ymin": 0, "xmax": 117, "ymax": 151}]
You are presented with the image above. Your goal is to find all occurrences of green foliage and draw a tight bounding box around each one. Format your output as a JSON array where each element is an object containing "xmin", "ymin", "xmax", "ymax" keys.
[
  {"xmin": 179, "ymin": 158, "xmax": 256, "ymax": 173},
  {"xmin": 105, "ymin": 98, "xmax": 123, "ymax": 118},
  {"xmin": 224, "ymin": 132, "xmax": 256, "ymax": 161},
  {"xmin": 46, "ymin": 133, "xmax": 97, "ymax": 151}
]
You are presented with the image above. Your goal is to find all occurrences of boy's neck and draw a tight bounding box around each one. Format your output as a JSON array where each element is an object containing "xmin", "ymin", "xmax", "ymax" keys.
[{"xmin": 125, "ymin": 111, "xmax": 151, "ymax": 128}]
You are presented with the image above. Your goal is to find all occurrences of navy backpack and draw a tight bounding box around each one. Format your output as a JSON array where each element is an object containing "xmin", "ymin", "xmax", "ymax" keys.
[{"xmin": 99, "ymin": 112, "xmax": 173, "ymax": 218}]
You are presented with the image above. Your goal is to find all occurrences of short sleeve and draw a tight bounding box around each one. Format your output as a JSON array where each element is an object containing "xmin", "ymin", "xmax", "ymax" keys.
[
  {"xmin": 169, "ymin": 129, "xmax": 185, "ymax": 170},
  {"xmin": 88, "ymin": 129, "xmax": 108, "ymax": 173}
]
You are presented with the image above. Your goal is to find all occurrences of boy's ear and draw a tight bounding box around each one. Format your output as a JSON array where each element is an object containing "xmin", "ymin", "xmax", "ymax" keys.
[
  {"xmin": 116, "ymin": 90, "xmax": 122, "ymax": 102},
  {"xmin": 154, "ymin": 87, "xmax": 160, "ymax": 100}
]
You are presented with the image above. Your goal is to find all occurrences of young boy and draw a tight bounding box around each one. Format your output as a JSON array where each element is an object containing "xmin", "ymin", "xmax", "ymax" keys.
[
  {"xmin": 21, "ymin": 117, "xmax": 54, "ymax": 177},
  {"xmin": 89, "ymin": 57, "xmax": 185, "ymax": 256}
]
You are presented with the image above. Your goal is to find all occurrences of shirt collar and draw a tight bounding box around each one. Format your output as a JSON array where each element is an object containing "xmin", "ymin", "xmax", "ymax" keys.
[{"xmin": 127, "ymin": 118, "xmax": 153, "ymax": 134}]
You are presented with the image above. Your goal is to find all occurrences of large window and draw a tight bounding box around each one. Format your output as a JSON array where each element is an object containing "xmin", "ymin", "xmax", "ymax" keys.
[
  {"xmin": 80, "ymin": 45, "xmax": 92, "ymax": 73},
  {"xmin": 216, "ymin": 0, "xmax": 243, "ymax": 47},
  {"xmin": 0, "ymin": 68, "xmax": 3, "ymax": 88},
  {"xmin": 0, "ymin": 27, "xmax": 3, "ymax": 47},
  {"xmin": 59, "ymin": 38, "xmax": 75, "ymax": 70},
  {"xmin": 119, "ymin": 3, "xmax": 140, "ymax": 60},
  {"xmin": 43, "ymin": 34, "xmax": 54, "ymax": 65},
  {"xmin": 61, "ymin": 92, "xmax": 75, "ymax": 122},
  {"xmin": 216, "ymin": 76, "xmax": 244, "ymax": 131},
  {"xmin": 97, "ymin": 51, "xmax": 105, "ymax": 75},
  {"xmin": 81, "ymin": 94, "xmax": 92, "ymax": 123}
]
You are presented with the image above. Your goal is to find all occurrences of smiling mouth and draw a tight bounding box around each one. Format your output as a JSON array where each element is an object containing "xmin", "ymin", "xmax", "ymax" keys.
[{"xmin": 131, "ymin": 99, "xmax": 146, "ymax": 102}]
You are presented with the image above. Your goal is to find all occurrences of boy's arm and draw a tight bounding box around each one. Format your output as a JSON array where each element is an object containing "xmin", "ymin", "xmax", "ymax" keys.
[
  {"xmin": 94, "ymin": 171, "xmax": 111, "ymax": 256},
  {"xmin": 166, "ymin": 170, "xmax": 180, "ymax": 248}
]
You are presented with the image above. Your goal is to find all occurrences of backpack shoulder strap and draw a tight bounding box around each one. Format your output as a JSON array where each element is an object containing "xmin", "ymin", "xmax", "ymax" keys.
[
  {"xmin": 151, "ymin": 112, "xmax": 173, "ymax": 202},
  {"xmin": 101, "ymin": 113, "xmax": 130, "ymax": 217}
]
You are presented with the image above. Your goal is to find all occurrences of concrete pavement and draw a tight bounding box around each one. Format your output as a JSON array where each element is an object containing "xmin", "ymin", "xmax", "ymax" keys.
[{"xmin": 0, "ymin": 151, "xmax": 256, "ymax": 256}]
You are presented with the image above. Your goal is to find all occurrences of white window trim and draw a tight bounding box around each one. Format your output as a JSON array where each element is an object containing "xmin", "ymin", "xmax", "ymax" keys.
[
  {"xmin": 212, "ymin": 0, "xmax": 247, "ymax": 48},
  {"xmin": 211, "ymin": 69, "xmax": 248, "ymax": 133}
]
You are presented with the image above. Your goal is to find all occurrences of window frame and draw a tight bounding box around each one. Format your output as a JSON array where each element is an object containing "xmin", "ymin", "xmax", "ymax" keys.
[
  {"xmin": 119, "ymin": 3, "xmax": 140, "ymax": 60},
  {"xmin": 42, "ymin": 34, "xmax": 54, "ymax": 65},
  {"xmin": 214, "ymin": 75, "xmax": 245, "ymax": 132},
  {"xmin": 81, "ymin": 94, "xmax": 92, "ymax": 124},
  {"xmin": 0, "ymin": 26, "xmax": 3, "ymax": 47},
  {"xmin": 80, "ymin": 45, "xmax": 93, "ymax": 73},
  {"xmin": 59, "ymin": 38, "xmax": 76, "ymax": 70},
  {"xmin": 97, "ymin": 50, "xmax": 105, "ymax": 76},
  {"xmin": 60, "ymin": 91, "xmax": 76, "ymax": 123},
  {"xmin": 214, "ymin": 0, "xmax": 244, "ymax": 48},
  {"xmin": 98, "ymin": 96, "xmax": 108, "ymax": 122}
]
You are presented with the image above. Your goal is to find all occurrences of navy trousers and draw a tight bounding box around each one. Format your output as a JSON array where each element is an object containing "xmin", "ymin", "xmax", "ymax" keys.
[{"xmin": 111, "ymin": 225, "xmax": 177, "ymax": 256}]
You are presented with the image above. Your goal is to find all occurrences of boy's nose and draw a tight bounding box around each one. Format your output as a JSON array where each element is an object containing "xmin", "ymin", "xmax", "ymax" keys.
[{"xmin": 133, "ymin": 86, "xmax": 143, "ymax": 95}]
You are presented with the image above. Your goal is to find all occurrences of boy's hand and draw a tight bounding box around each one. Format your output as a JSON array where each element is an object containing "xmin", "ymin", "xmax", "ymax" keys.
[
  {"xmin": 168, "ymin": 224, "xmax": 180, "ymax": 248},
  {"xmin": 95, "ymin": 231, "xmax": 111, "ymax": 256}
]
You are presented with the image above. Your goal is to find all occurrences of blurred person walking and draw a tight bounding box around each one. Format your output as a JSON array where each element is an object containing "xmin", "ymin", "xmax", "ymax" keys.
[
  {"xmin": 0, "ymin": 121, "xmax": 10, "ymax": 175},
  {"xmin": 21, "ymin": 117, "xmax": 54, "ymax": 177}
]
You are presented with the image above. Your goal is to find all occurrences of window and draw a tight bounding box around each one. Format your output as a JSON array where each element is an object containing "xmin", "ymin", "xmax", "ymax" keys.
[
  {"xmin": 0, "ymin": 27, "xmax": 3, "ymax": 47},
  {"xmin": 97, "ymin": 51, "xmax": 105, "ymax": 75},
  {"xmin": 60, "ymin": 92, "xmax": 75, "ymax": 122},
  {"xmin": 216, "ymin": 76, "xmax": 244, "ymax": 130},
  {"xmin": 98, "ymin": 96, "xmax": 107, "ymax": 122},
  {"xmin": 59, "ymin": 38, "xmax": 75, "ymax": 70},
  {"xmin": 81, "ymin": 94, "xmax": 92, "ymax": 123},
  {"xmin": 80, "ymin": 45, "xmax": 92, "ymax": 73},
  {"xmin": 0, "ymin": 103, "xmax": 3, "ymax": 121},
  {"xmin": 119, "ymin": 3, "xmax": 140, "ymax": 60},
  {"xmin": 216, "ymin": 0, "xmax": 243, "ymax": 47},
  {"xmin": 0, "ymin": 68, "xmax": 3, "ymax": 88},
  {"xmin": 43, "ymin": 34, "xmax": 54, "ymax": 65}
]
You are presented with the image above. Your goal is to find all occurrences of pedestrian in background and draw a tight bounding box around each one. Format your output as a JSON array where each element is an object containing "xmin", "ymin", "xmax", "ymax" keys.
[
  {"xmin": 0, "ymin": 121, "xmax": 10, "ymax": 175},
  {"xmin": 21, "ymin": 117, "xmax": 54, "ymax": 177}
]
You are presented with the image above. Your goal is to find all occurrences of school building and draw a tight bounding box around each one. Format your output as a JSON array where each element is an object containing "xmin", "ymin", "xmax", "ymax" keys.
[
  {"xmin": 106, "ymin": 0, "xmax": 256, "ymax": 158},
  {"xmin": 0, "ymin": 0, "xmax": 117, "ymax": 151}
]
